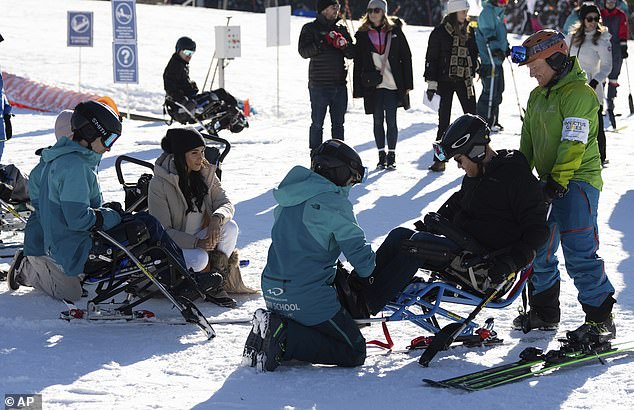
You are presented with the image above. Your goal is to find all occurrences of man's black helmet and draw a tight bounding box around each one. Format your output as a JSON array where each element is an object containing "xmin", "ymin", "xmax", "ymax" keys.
[
  {"xmin": 175, "ymin": 36, "xmax": 196, "ymax": 53},
  {"xmin": 434, "ymin": 114, "xmax": 490, "ymax": 163},
  {"xmin": 71, "ymin": 101, "xmax": 122, "ymax": 146},
  {"xmin": 311, "ymin": 139, "xmax": 365, "ymax": 187}
]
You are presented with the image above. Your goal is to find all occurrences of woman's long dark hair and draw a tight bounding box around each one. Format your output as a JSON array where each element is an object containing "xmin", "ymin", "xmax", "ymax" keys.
[
  {"xmin": 570, "ymin": 20, "xmax": 607, "ymax": 48},
  {"xmin": 173, "ymin": 153, "xmax": 208, "ymax": 214},
  {"xmin": 442, "ymin": 12, "xmax": 469, "ymax": 41}
]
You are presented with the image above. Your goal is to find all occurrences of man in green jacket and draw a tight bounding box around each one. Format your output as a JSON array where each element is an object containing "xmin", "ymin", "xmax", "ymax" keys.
[{"xmin": 512, "ymin": 30, "xmax": 616, "ymax": 344}]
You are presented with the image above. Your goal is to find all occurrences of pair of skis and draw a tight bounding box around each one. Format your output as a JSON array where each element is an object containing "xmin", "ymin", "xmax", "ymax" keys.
[{"xmin": 424, "ymin": 339, "xmax": 634, "ymax": 391}]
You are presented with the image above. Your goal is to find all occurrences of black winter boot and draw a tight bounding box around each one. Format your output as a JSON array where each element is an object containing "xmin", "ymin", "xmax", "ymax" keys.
[
  {"xmin": 512, "ymin": 282, "xmax": 560, "ymax": 333},
  {"xmin": 254, "ymin": 309, "xmax": 287, "ymax": 372},
  {"xmin": 428, "ymin": 160, "xmax": 445, "ymax": 172},
  {"xmin": 377, "ymin": 151, "xmax": 386, "ymax": 169},
  {"xmin": 567, "ymin": 295, "xmax": 617, "ymax": 344},
  {"xmin": 386, "ymin": 151, "xmax": 396, "ymax": 169}
]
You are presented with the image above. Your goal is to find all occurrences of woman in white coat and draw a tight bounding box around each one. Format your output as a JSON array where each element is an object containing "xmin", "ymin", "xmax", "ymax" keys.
[{"xmin": 568, "ymin": 4, "xmax": 612, "ymax": 164}]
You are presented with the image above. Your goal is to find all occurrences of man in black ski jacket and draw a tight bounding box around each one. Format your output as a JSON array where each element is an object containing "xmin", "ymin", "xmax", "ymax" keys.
[
  {"xmin": 374, "ymin": 114, "xmax": 549, "ymax": 303},
  {"xmin": 298, "ymin": 0, "xmax": 354, "ymax": 153}
]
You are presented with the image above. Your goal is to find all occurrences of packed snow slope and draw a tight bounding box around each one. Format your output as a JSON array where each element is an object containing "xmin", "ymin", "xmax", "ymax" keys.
[{"xmin": 1, "ymin": 1, "xmax": 633, "ymax": 409}]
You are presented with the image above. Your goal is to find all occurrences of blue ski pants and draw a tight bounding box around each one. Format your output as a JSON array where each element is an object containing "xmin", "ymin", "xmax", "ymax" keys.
[{"xmin": 531, "ymin": 180, "xmax": 614, "ymax": 307}]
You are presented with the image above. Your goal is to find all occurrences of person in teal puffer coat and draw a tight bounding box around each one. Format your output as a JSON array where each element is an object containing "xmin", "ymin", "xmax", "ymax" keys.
[
  {"xmin": 513, "ymin": 30, "xmax": 616, "ymax": 344},
  {"xmin": 7, "ymin": 101, "xmax": 123, "ymax": 301},
  {"xmin": 475, "ymin": 0, "xmax": 509, "ymax": 130},
  {"xmin": 252, "ymin": 140, "xmax": 374, "ymax": 371},
  {"xmin": 243, "ymin": 140, "xmax": 439, "ymax": 372}
]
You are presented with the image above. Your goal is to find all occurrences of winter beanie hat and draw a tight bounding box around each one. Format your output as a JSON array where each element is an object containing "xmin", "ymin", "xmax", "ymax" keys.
[
  {"xmin": 446, "ymin": 0, "xmax": 470, "ymax": 15},
  {"xmin": 317, "ymin": 0, "xmax": 339, "ymax": 13},
  {"xmin": 367, "ymin": 0, "xmax": 388, "ymax": 14},
  {"xmin": 579, "ymin": 4, "xmax": 601, "ymax": 21},
  {"xmin": 161, "ymin": 128, "xmax": 205, "ymax": 156}
]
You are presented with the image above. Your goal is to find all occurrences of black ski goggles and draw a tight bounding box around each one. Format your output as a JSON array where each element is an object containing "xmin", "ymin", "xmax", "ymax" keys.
[
  {"xmin": 102, "ymin": 132, "xmax": 121, "ymax": 149},
  {"xmin": 432, "ymin": 141, "xmax": 448, "ymax": 162}
]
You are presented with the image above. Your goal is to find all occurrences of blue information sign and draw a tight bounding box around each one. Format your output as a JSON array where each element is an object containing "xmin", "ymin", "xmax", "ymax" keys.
[
  {"xmin": 112, "ymin": 0, "xmax": 137, "ymax": 42},
  {"xmin": 113, "ymin": 43, "xmax": 139, "ymax": 84},
  {"xmin": 67, "ymin": 11, "xmax": 93, "ymax": 47}
]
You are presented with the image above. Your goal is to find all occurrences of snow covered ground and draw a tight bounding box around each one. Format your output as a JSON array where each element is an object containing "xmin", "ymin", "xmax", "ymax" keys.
[{"xmin": 1, "ymin": 1, "xmax": 633, "ymax": 409}]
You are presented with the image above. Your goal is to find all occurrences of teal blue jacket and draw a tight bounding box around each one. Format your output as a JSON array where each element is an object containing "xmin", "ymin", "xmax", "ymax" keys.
[
  {"xmin": 23, "ymin": 155, "xmax": 46, "ymax": 257},
  {"xmin": 261, "ymin": 166, "xmax": 376, "ymax": 326},
  {"xmin": 36, "ymin": 137, "xmax": 121, "ymax": 276},
  {"xmin": 475, "ymin": 2, "xmax": 509, "ymax": 66}
]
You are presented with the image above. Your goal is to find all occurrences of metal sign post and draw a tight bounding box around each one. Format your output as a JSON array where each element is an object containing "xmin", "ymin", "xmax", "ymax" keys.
[
  {"xmin": 266, "ymin": 6, "xmax": 291, "ymax": 117},
  {"xmin": 112, "ymin": 0, "xmax": 138, "ymax": 119},
  {"xmin": 67, "ymin": 11, "xmax": 94, "ymax": 92}
]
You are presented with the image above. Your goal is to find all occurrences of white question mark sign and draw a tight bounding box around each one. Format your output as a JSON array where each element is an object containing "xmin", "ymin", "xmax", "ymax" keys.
[{"xmin": 121, "ymin": 49, "xmax": 131, "ymax": 65}]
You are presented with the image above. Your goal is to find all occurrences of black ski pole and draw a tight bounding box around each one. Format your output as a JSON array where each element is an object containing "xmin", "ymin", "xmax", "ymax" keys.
[
  {"xmin": 625, "ymin": 58, "xmax": 634, "ymax": 115},
  {"xmin": 418, "ymin": 271, "xmax": 515, "ymax": 367},
  {"xmin": 507, "ymin": 56, "xmax": 525, "ymax": 121}
]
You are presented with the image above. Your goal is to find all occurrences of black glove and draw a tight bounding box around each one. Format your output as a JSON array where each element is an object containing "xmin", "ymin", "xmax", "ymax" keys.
[
  {"xmin": 621, "ymin": 44, "xmax": 628, "ymax": 59},
  {"xmin": 102, "ymin": 201, "xmax": 125, "ymax": 216},
  {"xmin": 505, "ymin": 47, "xmax": 511, "ymax": 57},
  {"xmin": 414, "ymin": 220, "xmax": 427, "ymax": 231},
  {"xmin": 0, "ymin": 181, "xmax": 14, "ymax": 202},
  {"xmin": 3, "ymin": 114, "xmax": 12, "ymax": 140},
  {"xmin": 426, "ymin": 89, "xmax": 436, "ymax": 101},
  {"xmin": 491, "ymin": 49, "xmax": 505, "ymax": 59},
  {"xmin": 589, "ymin": 79, "xmax": 599, "ymax": 89},
  {"xmin": 542, "ymin": 176, "xmax": 567, "ymax": 204},
  {"xmin": 486, "ymin": 257, "xmax": 515, "ymax": 286}
]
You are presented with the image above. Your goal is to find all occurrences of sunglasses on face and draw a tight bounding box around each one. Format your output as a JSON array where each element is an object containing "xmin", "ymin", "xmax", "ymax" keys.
[
  {"xmin": 182, "ymin": 49, "xmax": 195, "ymax": 56},
  {"xmin": 585, "ymin": 16, "xmax": 600, "ymax": 23},
  {"xmin": 102, "ymin": 132, "xmax": 121, "ymax": 149},
  {"xmin": 367, "ymin": 7, "xmax": 383, "ymax": 14}
]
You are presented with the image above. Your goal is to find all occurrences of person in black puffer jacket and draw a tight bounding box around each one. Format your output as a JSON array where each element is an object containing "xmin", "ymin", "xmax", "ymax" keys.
[
  {"xmin": 424, "ymin": 0, "xmax": 479, "ymax": 173},
  {"xmin": 390, "ymin": 114, "xmax": 548, "ymax": 307},
  {"xmin": 298, "ymin": 0, "xmax": 354, "ymax": 153}
]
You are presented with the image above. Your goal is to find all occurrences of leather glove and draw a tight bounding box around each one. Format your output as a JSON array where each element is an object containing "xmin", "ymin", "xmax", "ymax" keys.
[
  {"xmin": 542, "ymin": 176, "xmax": 567, "ymax": 204},
  {"xmin": 492, "ymin": 48, "xmax": 505, "ymax": 59},
  {"xmin": 3, "ymin": 114, "xmax": 12, "ymax": 140},
  {"xmin": 621, "ymin": 44, "xmax": 628, "ymax": 59},
  {"xmin": 589, "ymin": 79, "xmax": 599, "ymax": 89},
  {"xmin": 0, "ymin": 181, "xmax": 14, "ymax": 202},
  {"xmin": 426, "ymin": 89, "xmax": 436, "ymax": 101},
  {"xmin": 505, "ymin": 47, "xmax": 511, "ymax": 57},
  {"xmin": 102, "ymin": 201, "xmax": 125, "ymax": 216},
  {"xmin": 325, "ymin": 31, "xmax": 347, "ymax": 49}
]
